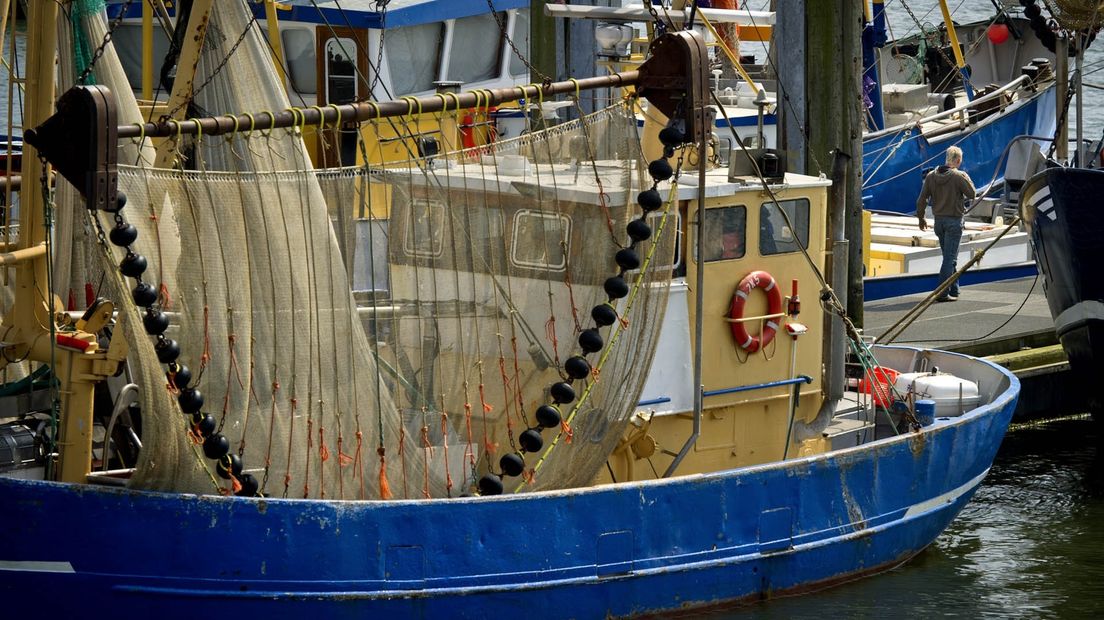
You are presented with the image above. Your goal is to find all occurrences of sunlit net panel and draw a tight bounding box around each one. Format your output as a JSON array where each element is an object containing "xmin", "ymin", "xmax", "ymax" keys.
[{"xmin": 374, "ymin": 103, "xmax": 676, "ymax": 493}]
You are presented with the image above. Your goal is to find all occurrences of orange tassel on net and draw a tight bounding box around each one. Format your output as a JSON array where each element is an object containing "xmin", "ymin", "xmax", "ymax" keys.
[
  {"xmin": 378, "ymin": 447, "xmax": 393, "ymax": 500},
  {"xmin": 560, "ymin": 420, "xmax": 574, "ymax": 445}
]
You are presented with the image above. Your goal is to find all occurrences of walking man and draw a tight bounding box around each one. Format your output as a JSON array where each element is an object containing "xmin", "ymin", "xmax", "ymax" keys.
[{"xmin": 916, "ymin": 146, "xmax": 976, "ymax": 302}]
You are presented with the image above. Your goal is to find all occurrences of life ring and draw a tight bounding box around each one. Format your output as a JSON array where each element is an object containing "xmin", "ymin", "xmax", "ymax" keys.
[{"xmin": 728, "ymin": 270, "xmax": 783, "ymax": 353}]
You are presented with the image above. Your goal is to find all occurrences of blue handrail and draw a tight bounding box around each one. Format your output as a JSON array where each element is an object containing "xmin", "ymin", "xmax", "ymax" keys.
[
  {"xmin": 702, "ymin": 375, "xmax": 813, "ymax": 398},
  {"xmin": 636, "ymin": 397, "xmax": 672, "ymax": 407}
]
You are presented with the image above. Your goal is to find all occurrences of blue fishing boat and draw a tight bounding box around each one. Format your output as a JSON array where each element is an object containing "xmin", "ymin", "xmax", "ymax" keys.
[
  {"xmin": 861, "ymin": 11, "xmax": 1058, "ymax": 215},
  {"xmin": 0, "ymin": 2, "xmax": 1018, "ymax": 616},
  {"xmin": 3, "ymin": 344, "xmax": 1016, "ymax": 617}
]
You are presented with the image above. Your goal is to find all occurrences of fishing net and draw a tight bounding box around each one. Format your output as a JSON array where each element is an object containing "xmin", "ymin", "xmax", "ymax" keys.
[
  {"xmin": 1048, "ymin": 1, "xmax": 1104, "ymax": 30},
  {"xmin": 55, "ymin": 1, "xmax": 675, "ymax": 498}
]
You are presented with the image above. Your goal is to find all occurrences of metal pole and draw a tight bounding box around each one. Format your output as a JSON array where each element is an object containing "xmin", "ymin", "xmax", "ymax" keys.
[
  {"xmin": 663, "ymin": 101, "xmax": 709, "ymax": 479},
  {"xmin": 1056, "ymin": 35, "xmax": 1069, "ymax": 163},
  {"xmin": 1076, "ymin": 34, "xmax": 1085, "ymax": 166}
]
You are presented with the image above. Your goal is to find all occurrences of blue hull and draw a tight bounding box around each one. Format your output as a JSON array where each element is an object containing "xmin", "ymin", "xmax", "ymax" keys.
[
  {"xmin": 0, "ymin": 349, "xmax": 1017, "ymax": 618},
  {"xmin": 863, "ymin": 87, "xmax": 1056, "ymax": 214}
]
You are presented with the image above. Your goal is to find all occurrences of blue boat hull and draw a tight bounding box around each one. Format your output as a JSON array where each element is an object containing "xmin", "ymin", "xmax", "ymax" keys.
[
  {"xmin": 863, "ymin": 86, "xmax": 1056, "ymax": 214},
  {"xmin": 864, "ymin": 262, "xmax": 1038, "ymax": 301},
  {"xmin": 0, "ymin": 350, "xmax": 1017, "ymax": 618}
]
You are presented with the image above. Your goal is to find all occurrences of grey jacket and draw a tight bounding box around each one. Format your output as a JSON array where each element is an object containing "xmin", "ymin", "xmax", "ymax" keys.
[{"xmin": 916, "ymin": 166, "xmax": 976, "ymax": 218}]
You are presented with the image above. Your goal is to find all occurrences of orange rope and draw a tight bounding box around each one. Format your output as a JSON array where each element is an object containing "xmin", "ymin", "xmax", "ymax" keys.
[
  {"xmin": 355, "ymin": 430, "xmax": 366, "ymax": 500},
  {"xmin": 560, "ymin": 419, "xmax": 574, "ymax": 444},
  {"xmin": 496, "ymin": 355, "xmax": 515, "ymax": 446},
  {"xmin": 463, "ymin": 400, "xmax": 476, "ymax": 470},
  {"xmin": 545, "ymin": 314, "xmax": 560, "ymax": 366},
  {"xmin": 282, "ymin": 394, "xmax": 296, "ymax": 498},
  {"xmin": 336, "ymin": 433, "xmax": 346, "ymax": 499},
  {"xmin": 378, "ymin": 446, "xmax": 393, "ymax": 500},
  {"xmin": 510, "ymin": 336, "xmax": 526, "ymax": 425},
  {"xmin": 562, "ymin": 247, "xmax": 583, "ymax": 332},
  {"xmin": 440, "ymin": 411, "xmax": 453, "ymax": 495},
  {"xmin": 318, "ymin": 424, "xmax": 330, "ymax": 499},
  {"xmin": 199, "ymin": 305, "xmax": 212, "ymax": 373},
  {"xmin": 398, "ymin": 423, "xmax": 409, "ymax": 498},
  {"xmin": 478, "ymin": 382, "xmax": 495, "ymax": 455},
  {"xmin": 304, "ymin": 416, "xmax": 313, "ymax": 498},
  {"xmin": 420, "ymin": 420, "xmax": 431, "ymax": 499}
]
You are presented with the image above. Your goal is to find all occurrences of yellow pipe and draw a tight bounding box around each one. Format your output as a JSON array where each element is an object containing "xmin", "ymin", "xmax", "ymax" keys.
[
  {"xmin": 142, "ymin": 0, "xmax": 153, "ymax": 100},
  {"xmin": 264, "ymin": 0, "xmax": 288, "ymax": 91},
  {"xmin": 865, "ymin": 0, "xmax": 873, "ymax": 24},
  {"xmin": 938, "ymin": 0, "xmax": 967, "ymax": 69},
  {"xmin": 698, "ymin": 12, "xmax": 758, "ymax": 93},
  {"xmin": 0, "ymin": 242, "xmax": 46, "ymax": 266}
]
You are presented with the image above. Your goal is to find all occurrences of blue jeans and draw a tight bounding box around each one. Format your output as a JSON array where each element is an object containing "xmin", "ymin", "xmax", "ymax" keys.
[{"xmin": 934, "ymin": 216, "xmax": 963, "ymax": 297}]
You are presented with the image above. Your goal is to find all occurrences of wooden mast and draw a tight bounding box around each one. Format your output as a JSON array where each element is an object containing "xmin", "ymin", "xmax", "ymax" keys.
[{"xmin": 805, "ymin": 0, "xmax": 863, "ymax": 326}]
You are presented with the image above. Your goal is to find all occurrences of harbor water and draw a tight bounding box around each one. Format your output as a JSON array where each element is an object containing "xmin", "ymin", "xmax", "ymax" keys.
[{"xmin": 6, "ymin": 4, "xmax": 1104, "ymax": 616}]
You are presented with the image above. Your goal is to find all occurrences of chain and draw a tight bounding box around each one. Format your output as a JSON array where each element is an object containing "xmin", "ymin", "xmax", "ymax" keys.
[
  {"xmin": 487, "ymin": 0, "xmax": 551, "ymax": 85},
  {"xmin": 74, "ymin": 0, "xmax": 136, "ymax": 86},
  {"xmin": 162, "ymin": 15, "xmax": 260, "ymax": 121},
  {"xmin": 645, "ymin": 1, "xmax": 671, "ymax": 34},
  {"xmin": 369, "ymin": 0, "xmax": 389, "ymax": 94}
]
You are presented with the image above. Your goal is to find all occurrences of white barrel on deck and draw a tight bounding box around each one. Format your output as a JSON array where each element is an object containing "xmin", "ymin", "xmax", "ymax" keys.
[{"xmin": 894, "ymin": 370, "xmax": 980, "ymax": 418}]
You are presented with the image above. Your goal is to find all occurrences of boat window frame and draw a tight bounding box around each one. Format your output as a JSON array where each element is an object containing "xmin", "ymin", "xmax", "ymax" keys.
[
  {"xmin": 281, "ymin": 27, "xmax": 318, "ymax": 95},
  {"xmin": 758, "ymin": 198, "xmax": 810, "ymax": 256},
  {"xmin": 507, "ymin": 9, "xmax": 530, "ymax": 78},
  {"xmin": 694, "ymin": 205, "xmax": 748, "ymax": 263},
  {"xmin": 385, "ymin": 21, "xmax": 445, "ymax": 96},
  {"xmin": 403, "ymin": 198, "xmax": 448, "ymax": 259},
  {"xmin": 445, "ymin": 11, "xmax": 507, "ymax": 85},
  {"xmin": 510, "ymin": 209, "xmax": 571, "ymax": 271}
]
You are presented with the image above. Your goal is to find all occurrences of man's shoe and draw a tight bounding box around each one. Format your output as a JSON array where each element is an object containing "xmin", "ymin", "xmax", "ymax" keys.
[{"xmin": 935, "ymin": 295, "xmax": 958, "ymax": 302}]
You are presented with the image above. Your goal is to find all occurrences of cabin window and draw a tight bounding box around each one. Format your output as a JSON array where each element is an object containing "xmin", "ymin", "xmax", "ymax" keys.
[
  {"xmin": 508, "ymin": 10, "xmax": 530, "ymax": 77},
  {"xmin": 112, "ymin": 24, "xmax": 171, "ymax": 91},
  {"xmin": 448, "ymin": 13, "xmax": 504, "ymax": 84},
  {"xmin": 759, "ymin": 199, "xmax": 810, "ymax": 255},
  {"xmin": 324, "ymin": 37, "xmax": 359, "ymax": 103},
  {"xmin": 387, "ymin": 23, "xmax": 443, "ymax": 95},
  {"xmin": 403, "ymin": 199, "xmax": 446, "ymax": 258},
  {"xmin": 697, "ymin": 206, "xmax": 746, "ymax": 262},
  {"xmin": 282, "ymin": 29, "xmax": 317, "ymax": 95},
  {"xmin": 511, "ymin": 211, "xmax": 570, "ymax": 270}
]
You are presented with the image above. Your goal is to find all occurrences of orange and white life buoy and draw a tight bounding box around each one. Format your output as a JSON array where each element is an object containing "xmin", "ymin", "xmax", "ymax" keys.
[{"xmin": 728, "ymin": 270, "xmax": 783, "ymax": 353}]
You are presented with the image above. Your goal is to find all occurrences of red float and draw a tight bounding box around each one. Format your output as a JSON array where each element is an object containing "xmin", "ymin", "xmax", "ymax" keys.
[{"xmin": 987, "ymin": 23, "xmax": 1010, "ymax": 45}]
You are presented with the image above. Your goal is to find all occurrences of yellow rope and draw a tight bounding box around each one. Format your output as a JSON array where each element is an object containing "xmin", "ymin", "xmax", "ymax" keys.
[{"xmin": 698, "ymin": 12, "xmax": 758, "ymax": 92}]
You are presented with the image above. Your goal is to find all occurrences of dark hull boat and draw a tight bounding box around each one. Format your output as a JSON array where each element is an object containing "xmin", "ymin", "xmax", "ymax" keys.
[{"xmin": 1021, "ymin": 167, "xmax": 1104, "ymax": 416}]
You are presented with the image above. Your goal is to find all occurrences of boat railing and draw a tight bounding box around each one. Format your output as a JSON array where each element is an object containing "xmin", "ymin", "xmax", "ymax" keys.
[{"xmin": 866, "ymin": 75, "xmax": 1032, "ymax": 141}]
